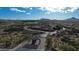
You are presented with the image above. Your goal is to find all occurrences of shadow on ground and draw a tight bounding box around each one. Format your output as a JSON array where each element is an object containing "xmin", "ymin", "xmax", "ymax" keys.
[{"xmin": 23, "ymin": 44, "xmax": 39, "ymax": 49}]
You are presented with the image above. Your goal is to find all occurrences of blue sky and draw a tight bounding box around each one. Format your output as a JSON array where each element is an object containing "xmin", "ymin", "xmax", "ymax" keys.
[{"xmin": 0, "ymin": 7, "xmax": 79, "ymax": 20}]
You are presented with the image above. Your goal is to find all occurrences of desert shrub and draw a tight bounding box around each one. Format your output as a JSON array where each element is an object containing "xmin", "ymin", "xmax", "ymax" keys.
[
  {"xmin": 45, "ymin": 34, "xmax": 53, "ymax": 50},
  {"xmin": 53, "ymin": 24, "xmax": 63, "ymax": 30},
  {"xmin": 61, "ymin": 36, "xmax": 71, "ymax": 43},
  {"xmin": 57, "ymin": 42, "xmax": 76, "ymax": 51}
]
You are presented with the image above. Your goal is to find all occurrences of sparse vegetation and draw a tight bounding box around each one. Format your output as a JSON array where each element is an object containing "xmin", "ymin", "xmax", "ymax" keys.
[{"xmin": 0, "ymin": 19, "xmax": 79, "ymax": 51}]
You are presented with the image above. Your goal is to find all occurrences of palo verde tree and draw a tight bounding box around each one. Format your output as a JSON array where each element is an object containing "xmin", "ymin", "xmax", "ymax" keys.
[{"xmin": 45, "ymin": 34, "xmax": 53, "ymax": 51}]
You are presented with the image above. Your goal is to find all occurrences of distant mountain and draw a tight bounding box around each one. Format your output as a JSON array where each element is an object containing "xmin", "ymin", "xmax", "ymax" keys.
[
  {"xmin": 65, "ymin": 17, "xmax": 79, "ymax": 21},
  {"xmin": 40, "ymin": 18, "xmax": 51, "ymax": 20}
]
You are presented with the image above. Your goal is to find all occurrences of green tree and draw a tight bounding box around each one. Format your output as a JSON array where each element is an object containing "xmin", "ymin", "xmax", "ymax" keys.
[
  {"xmin": 45, "ymin": 34, "xmax": 53, "ymax": 50},
  {"xmin": 53, "ymin": 24, "xmax": 63, "ymax": 30}
]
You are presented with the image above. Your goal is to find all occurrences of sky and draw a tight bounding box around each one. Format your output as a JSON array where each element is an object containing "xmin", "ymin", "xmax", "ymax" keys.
[{"xmin": 0, "ymin": 7, "xmax": 79, "ymax": 20}]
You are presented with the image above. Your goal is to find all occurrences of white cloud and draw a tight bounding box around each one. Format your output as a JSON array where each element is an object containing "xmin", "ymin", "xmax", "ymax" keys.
[
  {"xmin": 10, "ymin": 8, "xmax": 26, "ymax": 13},
  {"xmin": 45, "ymin": 11, "xmax": 51, "ymax": 15},
  {"xmin": 66, "ymin": 7, "xmax": 78, "ymax": 12},
  {"xmin": 38, "ymin": 7, "xmax": 79, "ymax": 13},
  {"xmin": 26, "ymin": 13, "xmax": 31, "ymax": 15},
  {"xmin": 29, "ymin": 8, "xmax": 32, "ymax": 10}
]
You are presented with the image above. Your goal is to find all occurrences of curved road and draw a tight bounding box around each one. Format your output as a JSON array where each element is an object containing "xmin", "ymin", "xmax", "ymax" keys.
[{"xmin": 10, "ymin": 32, "xmax": 49, "ymax": 51}]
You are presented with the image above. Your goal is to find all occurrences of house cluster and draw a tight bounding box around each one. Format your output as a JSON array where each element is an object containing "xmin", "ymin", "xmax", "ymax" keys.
[
  {"xmin": 49, "ymin": 26, "xmax": 79, "ymax": 37},
  {"xmin": 49, "ymin": 27, "xmax": 66, "ymax": 35}
]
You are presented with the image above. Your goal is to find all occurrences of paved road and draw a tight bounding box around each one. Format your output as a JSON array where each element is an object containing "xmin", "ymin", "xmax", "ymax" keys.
[
  {"xmin": 9, "ymin": 40, "xmax": 29, "ymax": 51},
  {"xmin": 36, "ymin": 32, "xmax": 49, "ymax": 50},
  {"xmin": 12, "ymin": 32, "xmax": 49, "ymax": 51}
]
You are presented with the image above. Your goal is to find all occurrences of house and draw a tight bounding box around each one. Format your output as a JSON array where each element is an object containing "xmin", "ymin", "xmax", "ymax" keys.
[
  {"xmin": 62, "ymin": 27, "xmax": 66, "ymax": 31},
  {"xmin": 49, "ymin": 30, "xmax": 58, "ymax": 35}
]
